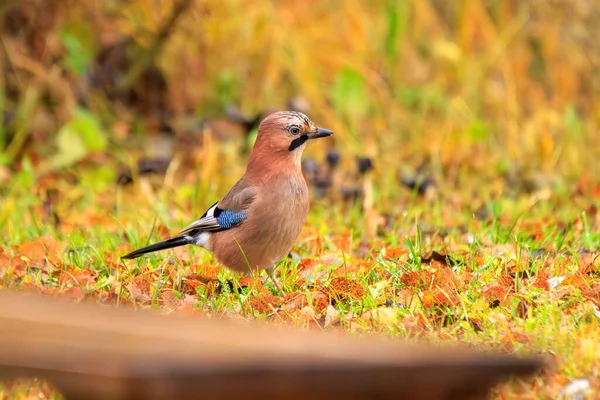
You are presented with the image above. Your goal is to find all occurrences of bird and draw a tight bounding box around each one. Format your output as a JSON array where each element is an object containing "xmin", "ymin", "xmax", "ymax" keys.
[{"xmin": 122, "ymin": 111, "xmax": 333, "ymax": 293}]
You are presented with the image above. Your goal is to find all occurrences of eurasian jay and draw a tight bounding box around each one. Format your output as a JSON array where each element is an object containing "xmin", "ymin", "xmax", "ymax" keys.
[{"xmin": 122, "ymin": 111, "xmax": 333, "ymax": 291}]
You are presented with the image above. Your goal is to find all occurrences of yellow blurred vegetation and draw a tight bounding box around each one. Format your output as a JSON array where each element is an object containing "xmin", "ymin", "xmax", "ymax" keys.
[{"xmin": 1, "ymin": 0, "xmax": 598, "ymax": 182}]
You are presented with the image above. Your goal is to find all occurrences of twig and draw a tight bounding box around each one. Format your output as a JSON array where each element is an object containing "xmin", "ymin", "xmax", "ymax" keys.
[
  {"xmin": 119, "ymin": 0, "xmax": 194, "ymax": 91},
  {"xmin": 0, "ymin": 35, "xmax": 21, "ymax": 89}
]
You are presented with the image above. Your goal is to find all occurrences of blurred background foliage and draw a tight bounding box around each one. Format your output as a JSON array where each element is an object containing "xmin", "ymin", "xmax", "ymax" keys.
[{"xmin": 0, "ymin": 0, "xmax": 599, "ymax": 230}]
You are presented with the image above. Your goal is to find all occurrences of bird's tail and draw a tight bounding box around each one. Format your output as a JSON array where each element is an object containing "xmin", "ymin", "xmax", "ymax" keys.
[{"xmin": 121, "ymin": 236, "xmax": 194, "ymax": 260}]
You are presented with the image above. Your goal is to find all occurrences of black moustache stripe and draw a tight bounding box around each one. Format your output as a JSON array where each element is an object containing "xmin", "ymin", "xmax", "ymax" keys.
[{"xmin": 288, "ymin": 135, "xmax": 309, "ymax": 151}]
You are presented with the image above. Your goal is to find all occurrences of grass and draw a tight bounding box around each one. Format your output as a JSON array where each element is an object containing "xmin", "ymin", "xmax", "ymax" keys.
[
  {"xmin": 1, "ymin": 163, "xmax": 599, "ymax": 398},
  {"xmin": 1, "ymin": 0, "xmax": 600, "ymax": 398}
]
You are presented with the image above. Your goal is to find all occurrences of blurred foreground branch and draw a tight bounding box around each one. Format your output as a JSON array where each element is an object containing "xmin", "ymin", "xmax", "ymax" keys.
[{"xmin": 0, "ymin": 290, "xmax": 545, "ymax": 400}]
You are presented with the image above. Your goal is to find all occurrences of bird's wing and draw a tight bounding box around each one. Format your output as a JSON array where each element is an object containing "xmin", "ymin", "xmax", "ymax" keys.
[{"xmin": 177, "ymin": 181, "xmax": 257, "ymax": 236}]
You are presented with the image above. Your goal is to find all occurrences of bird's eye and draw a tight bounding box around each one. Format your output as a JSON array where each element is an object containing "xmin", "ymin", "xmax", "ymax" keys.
[{"xmin": 290, "ymin": 126, "xmax": 301, "ymax": 135}]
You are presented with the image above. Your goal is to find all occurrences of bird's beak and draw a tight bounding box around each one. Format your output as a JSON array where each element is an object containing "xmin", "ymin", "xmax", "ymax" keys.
[{"xmin": 306, "ymin": 127, "xmax": 333, "ymax": 140}]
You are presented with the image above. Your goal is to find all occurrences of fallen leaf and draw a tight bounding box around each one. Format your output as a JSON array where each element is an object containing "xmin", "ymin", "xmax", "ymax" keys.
[{"xmin": 324, "ymin": 305, "xmax": 340, "ymax": 327}]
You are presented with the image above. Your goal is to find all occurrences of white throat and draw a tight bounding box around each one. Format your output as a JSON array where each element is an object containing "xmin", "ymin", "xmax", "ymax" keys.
[{"xmin": 292, "ymin": 144, "xmax": 306, "ymax": 168}]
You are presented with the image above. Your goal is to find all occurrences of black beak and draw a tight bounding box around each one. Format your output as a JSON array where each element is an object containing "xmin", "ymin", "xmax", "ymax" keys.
[{"xmin": 306, "ymin": 127, "xmax": 333, "ymax": 140}]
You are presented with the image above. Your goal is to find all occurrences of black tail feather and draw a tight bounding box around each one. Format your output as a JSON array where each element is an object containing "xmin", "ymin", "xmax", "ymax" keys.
[{"xmin": 121, "ymin": 236, "xmax": 193, "ymax": 260}]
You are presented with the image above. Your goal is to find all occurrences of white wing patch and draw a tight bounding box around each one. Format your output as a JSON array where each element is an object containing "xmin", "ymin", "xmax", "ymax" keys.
[{"xmin": 177, "ymin": 202, "xmax": 222, "ymax": 236}]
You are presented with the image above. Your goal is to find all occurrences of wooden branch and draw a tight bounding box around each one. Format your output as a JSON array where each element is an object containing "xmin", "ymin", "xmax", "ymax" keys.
[{"xmin": 0, "ymin": 290, "xmax": 545, "ymax": 400}]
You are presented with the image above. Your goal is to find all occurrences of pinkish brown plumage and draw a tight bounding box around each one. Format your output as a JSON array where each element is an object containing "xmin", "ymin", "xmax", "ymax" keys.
[{"xmin": 122, "ymin": 111, "xmax": 333, "ymax": 286}]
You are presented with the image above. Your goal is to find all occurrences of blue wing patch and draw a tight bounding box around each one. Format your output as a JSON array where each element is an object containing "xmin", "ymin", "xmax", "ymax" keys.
[
  {"xmin": 216, "ymin": 209, "xmax": 248, "ymax": 229},
  {"xmin": 177, "ymin": 203, "xmax": 249, "ymax": 236}
]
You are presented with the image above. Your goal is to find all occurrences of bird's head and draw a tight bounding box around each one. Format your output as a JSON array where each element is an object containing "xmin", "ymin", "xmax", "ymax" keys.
[{"xmin": 251, "ymin": 112, "xmax": 333, "ymax": 167}]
